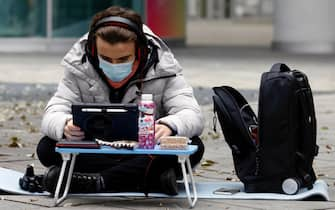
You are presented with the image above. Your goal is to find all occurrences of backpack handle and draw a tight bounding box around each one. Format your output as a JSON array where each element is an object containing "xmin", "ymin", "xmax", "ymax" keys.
[{"xmin": 270, "ymin": 63, "xmax": 291, "ymax": 73}]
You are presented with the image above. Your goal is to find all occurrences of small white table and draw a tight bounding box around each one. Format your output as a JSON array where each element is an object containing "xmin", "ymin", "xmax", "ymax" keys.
[{"xmin": 54, "ymin": 145, "xmax": 198, "ymax": 208}]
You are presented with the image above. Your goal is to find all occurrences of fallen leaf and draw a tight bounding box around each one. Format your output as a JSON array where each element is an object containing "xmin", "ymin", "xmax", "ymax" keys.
[
  {"xmin": 63, "ymin": 203, "xmax": 73, "ymax": 207},
  {"xmin": 8, "ymin": 136, "xmax": 23, "ymax": 148},
  {"xmin": 26, "ymin": 153, "xmax": 35, "ymax": 158},
  {"xmin": 208, "ymin": 131, "xmax": 220, "ymax": 139},
  {"xmin": 200, "ymin": 135, "xmax": 208, "ymax": 141},
  {"xmin": 20, "ymin": 115, "xmax": 27, "ymax": 121},
  {"xmin": 201, "ymin": 159, "xmax": 217, "ymax": 167},
  {"xmin": 321, "ymin": 126, "xmax": 329, "ymax": 130},
  {"xmin": 326, "ymin": 145, "xmax": 332, "ymax": 150},
  {"xmin": 7, "ymin": 116, "xmax": 14, "ymax": 121},
  {"xmin": 29, "ymin": 198, "xmax": 38, "ymax": 202}
]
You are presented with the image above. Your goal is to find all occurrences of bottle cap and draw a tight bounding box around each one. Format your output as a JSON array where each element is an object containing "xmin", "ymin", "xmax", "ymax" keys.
[{"xmin": 141, "ymin": 94, "xmax": 153, "ymax": 101}]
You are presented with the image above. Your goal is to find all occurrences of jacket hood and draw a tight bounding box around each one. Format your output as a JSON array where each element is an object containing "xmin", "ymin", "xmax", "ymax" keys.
[{"xmin": 61, "ymin": 25, "xmax": 183, "ymax": 86}]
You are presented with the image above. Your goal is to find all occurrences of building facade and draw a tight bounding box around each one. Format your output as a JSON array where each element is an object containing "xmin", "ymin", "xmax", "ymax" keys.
[
  {"xmin": 1, "ymin": 0, "xmax": 334, "ymax": 53},
  {"xmin": 0, "ymin": 0, "xmax": 185, "ymax": 52}
]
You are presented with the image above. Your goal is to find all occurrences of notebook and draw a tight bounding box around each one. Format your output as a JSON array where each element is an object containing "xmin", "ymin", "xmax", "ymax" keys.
[{"xmin": 71, "ymin": 103, "xmax": 139, "ymax": 142}]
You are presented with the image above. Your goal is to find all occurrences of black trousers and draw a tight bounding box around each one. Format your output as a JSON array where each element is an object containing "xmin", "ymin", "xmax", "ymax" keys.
[{"xmin": 36, "ymin": 136, "xmax": 204, "ymax": 192}]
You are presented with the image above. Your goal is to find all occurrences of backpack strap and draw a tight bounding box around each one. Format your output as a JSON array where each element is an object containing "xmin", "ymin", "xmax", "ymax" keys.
[
  {"xmin": 212, "ymin": 86, "xmax": 257, "ymax": 154},
  {"xmin": 212, "ymin": 86, "xmax": 258, "ymax": 181}
]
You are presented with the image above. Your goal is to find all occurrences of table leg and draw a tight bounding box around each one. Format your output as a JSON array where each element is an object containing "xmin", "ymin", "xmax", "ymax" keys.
[
  {"xmin": 178, "ymin": 155, "xmax": 198, "ymax": 208},
  {"xmin": 54, "ymin": 153, "xmax": 77, "ymax": 206}
]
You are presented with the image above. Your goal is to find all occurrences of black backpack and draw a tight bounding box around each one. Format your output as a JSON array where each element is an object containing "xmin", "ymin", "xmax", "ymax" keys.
[{"xmin": 213, "ymin": 63, "xmax": 318, "ymax": 194}]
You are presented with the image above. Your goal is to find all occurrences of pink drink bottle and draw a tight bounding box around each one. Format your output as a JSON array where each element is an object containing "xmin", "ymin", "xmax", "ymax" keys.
[{"xmin": 138, "ymin": 94, "xmax": 156, "ymax": 149}]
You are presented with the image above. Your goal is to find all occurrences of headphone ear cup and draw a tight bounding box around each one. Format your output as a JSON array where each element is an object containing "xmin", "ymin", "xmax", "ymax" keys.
[
  {"xmin": 85, "ymin": 34, "xmax": 100, "ymax": 68},
  {"xmin": 91, "ymin": 40, "xmax": 96, "ymax": 57},
  {"xmin": 86, "ymin": 33, "xmax": 95, "ymax": 57}
]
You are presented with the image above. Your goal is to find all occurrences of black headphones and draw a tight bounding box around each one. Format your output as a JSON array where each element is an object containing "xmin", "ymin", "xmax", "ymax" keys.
[{"xmin": 85, "ymin": 16, "xmax": 149, "ymax": 70}]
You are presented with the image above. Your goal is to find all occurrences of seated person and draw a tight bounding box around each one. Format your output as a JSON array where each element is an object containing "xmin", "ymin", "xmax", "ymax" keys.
[{"xmin": 37, "ymin": 6, "xmax": 205, "ymax": 195}]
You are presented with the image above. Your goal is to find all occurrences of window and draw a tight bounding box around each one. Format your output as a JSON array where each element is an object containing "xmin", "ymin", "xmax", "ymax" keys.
[
  {"xmin": 0, "ymin": 0, "xmax": 46, "ymax": 37},
  {"xmin": 52, "ymin": 0, "xmax": 144, "ymax": 37}
]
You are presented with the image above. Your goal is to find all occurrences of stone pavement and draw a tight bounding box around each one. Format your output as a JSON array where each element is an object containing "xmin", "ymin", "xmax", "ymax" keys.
[
  {"xmin": 0, "ymin": 46, "xmax": 335, "ymax": 210},
  {"xmin": 1, "ymin": 20, "xmax": 335, "ymax": 209}
]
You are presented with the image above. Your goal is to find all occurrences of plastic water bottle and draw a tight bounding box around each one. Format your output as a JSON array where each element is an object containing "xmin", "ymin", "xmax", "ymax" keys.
[{"xmin": 138, "ymin": 94, "xmax": 156, "ymax": 149}]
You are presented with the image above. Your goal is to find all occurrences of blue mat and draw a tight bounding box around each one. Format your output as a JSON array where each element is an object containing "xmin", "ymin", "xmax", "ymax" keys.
[{"xmin": 0, "ymin": 167, "xmax": 329, "ymax": 201}]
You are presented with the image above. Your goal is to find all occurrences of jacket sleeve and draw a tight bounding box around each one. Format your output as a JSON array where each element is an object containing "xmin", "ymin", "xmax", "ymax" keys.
[
  {"xmin": 157, "ymin": 74, "xmax": 204, "ymax": 138},
  {"xmin": 41, "ymin": 70, "xmax": 81, "ymax": 140}
]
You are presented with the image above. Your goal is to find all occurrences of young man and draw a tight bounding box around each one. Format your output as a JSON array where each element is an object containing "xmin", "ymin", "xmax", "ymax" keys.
[{"xmin": 37, "ymin": 6, "xmax": 204, "ymax": 195}]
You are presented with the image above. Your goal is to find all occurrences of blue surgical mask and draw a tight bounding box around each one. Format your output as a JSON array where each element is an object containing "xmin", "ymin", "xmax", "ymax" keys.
[{"xmin": 98, "ymin": 56, "xmax": 134, "ymax": 82}]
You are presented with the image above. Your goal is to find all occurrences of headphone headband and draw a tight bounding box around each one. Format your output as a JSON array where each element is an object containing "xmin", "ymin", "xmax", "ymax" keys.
[{"xmin": 93, "ymin": 16, "xmax": 142, "ymax": 38}]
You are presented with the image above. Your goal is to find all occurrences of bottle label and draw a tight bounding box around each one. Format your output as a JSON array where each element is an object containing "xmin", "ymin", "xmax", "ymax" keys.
[
  {"xmin": 138, "ymin": 101, "xmax": 155, "ymax": 149},
  {"xmin": 138, "ymin": 102, "xmax": 155, "ymax": 115}
]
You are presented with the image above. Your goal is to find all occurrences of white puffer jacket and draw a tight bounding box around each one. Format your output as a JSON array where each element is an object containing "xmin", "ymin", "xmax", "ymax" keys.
[{"xmin": 41, "ymin": 26, "xmax": 204, "ymax": 141}]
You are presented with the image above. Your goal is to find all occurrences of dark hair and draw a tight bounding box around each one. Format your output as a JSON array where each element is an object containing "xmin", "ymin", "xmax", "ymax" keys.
[{"xmin": 90, "ymin": 6, "xmax": 143, "ymax": 45}]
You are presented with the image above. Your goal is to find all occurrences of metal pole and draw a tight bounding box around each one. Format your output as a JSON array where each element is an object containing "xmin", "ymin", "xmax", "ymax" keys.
[{"xmin": 46, "ymin": 0, "xmax": 53, "ymax": 39}]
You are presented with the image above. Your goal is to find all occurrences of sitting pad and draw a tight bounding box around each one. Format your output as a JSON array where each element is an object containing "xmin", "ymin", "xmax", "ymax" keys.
[{"xmin": 0, "ymin": 167, "xmax": 329, "ymax": 201}]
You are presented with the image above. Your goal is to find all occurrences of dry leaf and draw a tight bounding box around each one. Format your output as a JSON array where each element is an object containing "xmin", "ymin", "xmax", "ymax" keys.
[
  {"xmin": 26, "ymin": 153, "xmax": 35, "ymax": 158},
  {"xmin": 20, "ymin": 115, "xmax": 27, "ymax": 121},
  {"xmin": 200, "ymin": 135, "xmax": 208, "ymax": 141},
  {"xmin": 8, "ymin": 136, "xmax": 23, "ymax": 148},
  {"xmin": 208, "ymin": 131, "xmax": 220, "ymax": 139},
  {"xmin": 201, "ymin": 159, "xmax": 217, "ymax": 167},
  {"xmin": 7, "ymin": 116, "xmax": 14, "ymax": 121},
  {"xmin": 28, "ymin": 125, "xmax": 38, "ymax": 133},
  {"xmin": 63, "ymin": 203, "xmax": 73, "ymax": 207},
  {"xmin": 326, "ymin": 145, "xmax": 332, "ymax": 150},
  {"xmin": 321, "ymin": 126, "xmax": 329, "ymax": 130}
]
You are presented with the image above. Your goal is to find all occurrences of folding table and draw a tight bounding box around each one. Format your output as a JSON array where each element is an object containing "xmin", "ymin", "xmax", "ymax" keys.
[{"xmin": 54, "ymin": 145, "xmax": 198, "ymax": 208}]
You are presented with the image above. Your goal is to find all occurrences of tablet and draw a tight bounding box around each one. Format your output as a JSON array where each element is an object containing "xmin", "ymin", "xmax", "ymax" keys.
[{"xmin": 71, "ymin": 103, "xmax": 139, "ymax": 142}]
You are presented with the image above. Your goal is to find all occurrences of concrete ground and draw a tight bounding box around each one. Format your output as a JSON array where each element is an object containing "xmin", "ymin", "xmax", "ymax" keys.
[{"xmin": 0, "ymin": 19, "xmax": 335, "ymax": 209}]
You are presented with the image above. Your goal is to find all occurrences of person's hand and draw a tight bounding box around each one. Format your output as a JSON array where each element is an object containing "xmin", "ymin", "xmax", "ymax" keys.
[
  {"xmin": 155, "ymin": 123, "xmax": 172, "ymax": 140},
  {"xmin": 64, "ymin": 119, "xmax": 85, "ymax": 140}
]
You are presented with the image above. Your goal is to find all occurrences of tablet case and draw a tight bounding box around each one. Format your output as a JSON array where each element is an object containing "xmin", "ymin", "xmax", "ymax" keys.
[{"xmin": 72, "ymin": 103, "xmax": 139, "ymax": 141}]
